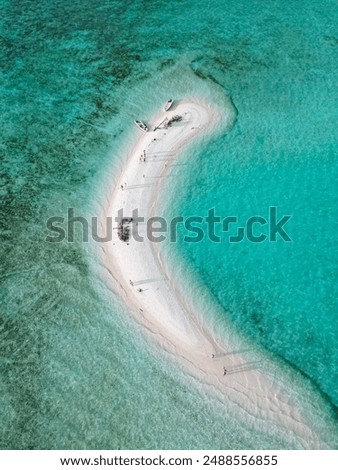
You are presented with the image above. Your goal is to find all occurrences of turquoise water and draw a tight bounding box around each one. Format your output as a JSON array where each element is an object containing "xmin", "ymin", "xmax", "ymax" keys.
[
  {"xmin": 1, "ymin": 0, "xmax": 337, "ymax": 449},
  {"xmin": 166, "ymin": 2, "xmax": 338, "ymax": 409}
]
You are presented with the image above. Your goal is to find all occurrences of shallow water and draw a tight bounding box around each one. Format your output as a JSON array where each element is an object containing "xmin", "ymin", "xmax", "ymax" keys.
[{"xmin": 1, "ymin": 0, "xmax": 337, "ymax": 449}]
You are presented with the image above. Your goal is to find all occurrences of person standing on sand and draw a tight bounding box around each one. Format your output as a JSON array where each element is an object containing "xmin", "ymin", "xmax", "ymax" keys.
[{"xmin": 223, "ymin": 367, "xmax": 227, "ymax": 376}]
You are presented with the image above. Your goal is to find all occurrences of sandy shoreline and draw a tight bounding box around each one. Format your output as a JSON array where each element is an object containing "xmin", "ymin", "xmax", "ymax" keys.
[{"xmin": 99, "ymin": 98, "xmax": 326, "ymax": 448}]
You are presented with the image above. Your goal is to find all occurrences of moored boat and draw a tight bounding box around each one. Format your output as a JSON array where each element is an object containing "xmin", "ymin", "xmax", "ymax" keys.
[
  {"xmin": 134, "ymin": 120, "xmax": 148, "ymax": 132},
  {"xmin": 164, "ymin": 99, "xmax": 173, "ymax": 111}
]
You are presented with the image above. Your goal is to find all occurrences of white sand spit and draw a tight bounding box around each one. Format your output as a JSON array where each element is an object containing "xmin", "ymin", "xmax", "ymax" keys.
[{"xmin": 99, "ymin": 98, "xmax": 326, "ymax": 448}]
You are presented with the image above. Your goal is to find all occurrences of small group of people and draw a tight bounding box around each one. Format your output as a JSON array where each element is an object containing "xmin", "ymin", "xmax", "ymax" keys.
[
  {"xmin": 121, "ymin": 182, "xmax": 127, "ymax": 190},
  {"xmin": 129, "ymin": 280, "xmax": 142, "ymax": 293},
  {"xmin": 139, "ymin": 150, "xmax": 146, "ymax": 162},
  {"xmin": 211, "ymin": 354, "xmax": 227, "ymax": 376}
]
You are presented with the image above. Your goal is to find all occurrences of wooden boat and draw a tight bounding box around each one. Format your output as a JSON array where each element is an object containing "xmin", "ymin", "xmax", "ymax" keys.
[
  {"xmin": 164, "ymin": 99, "xmax": 173, "ymax": 111},
  {"xmin": 134, "ymin": 120, "xmax": 148, "ymax": 132}
]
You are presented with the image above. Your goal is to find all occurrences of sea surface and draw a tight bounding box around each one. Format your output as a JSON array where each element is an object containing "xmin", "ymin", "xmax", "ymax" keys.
[{"xmin": 1, "ymin": 0, "xmax": 337, "ymax": 449}]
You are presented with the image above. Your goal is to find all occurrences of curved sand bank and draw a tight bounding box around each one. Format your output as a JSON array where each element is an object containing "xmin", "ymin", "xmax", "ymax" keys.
[{"xmin": 100, "ymin": 98, "xmax": 325, "ymax": 448}]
